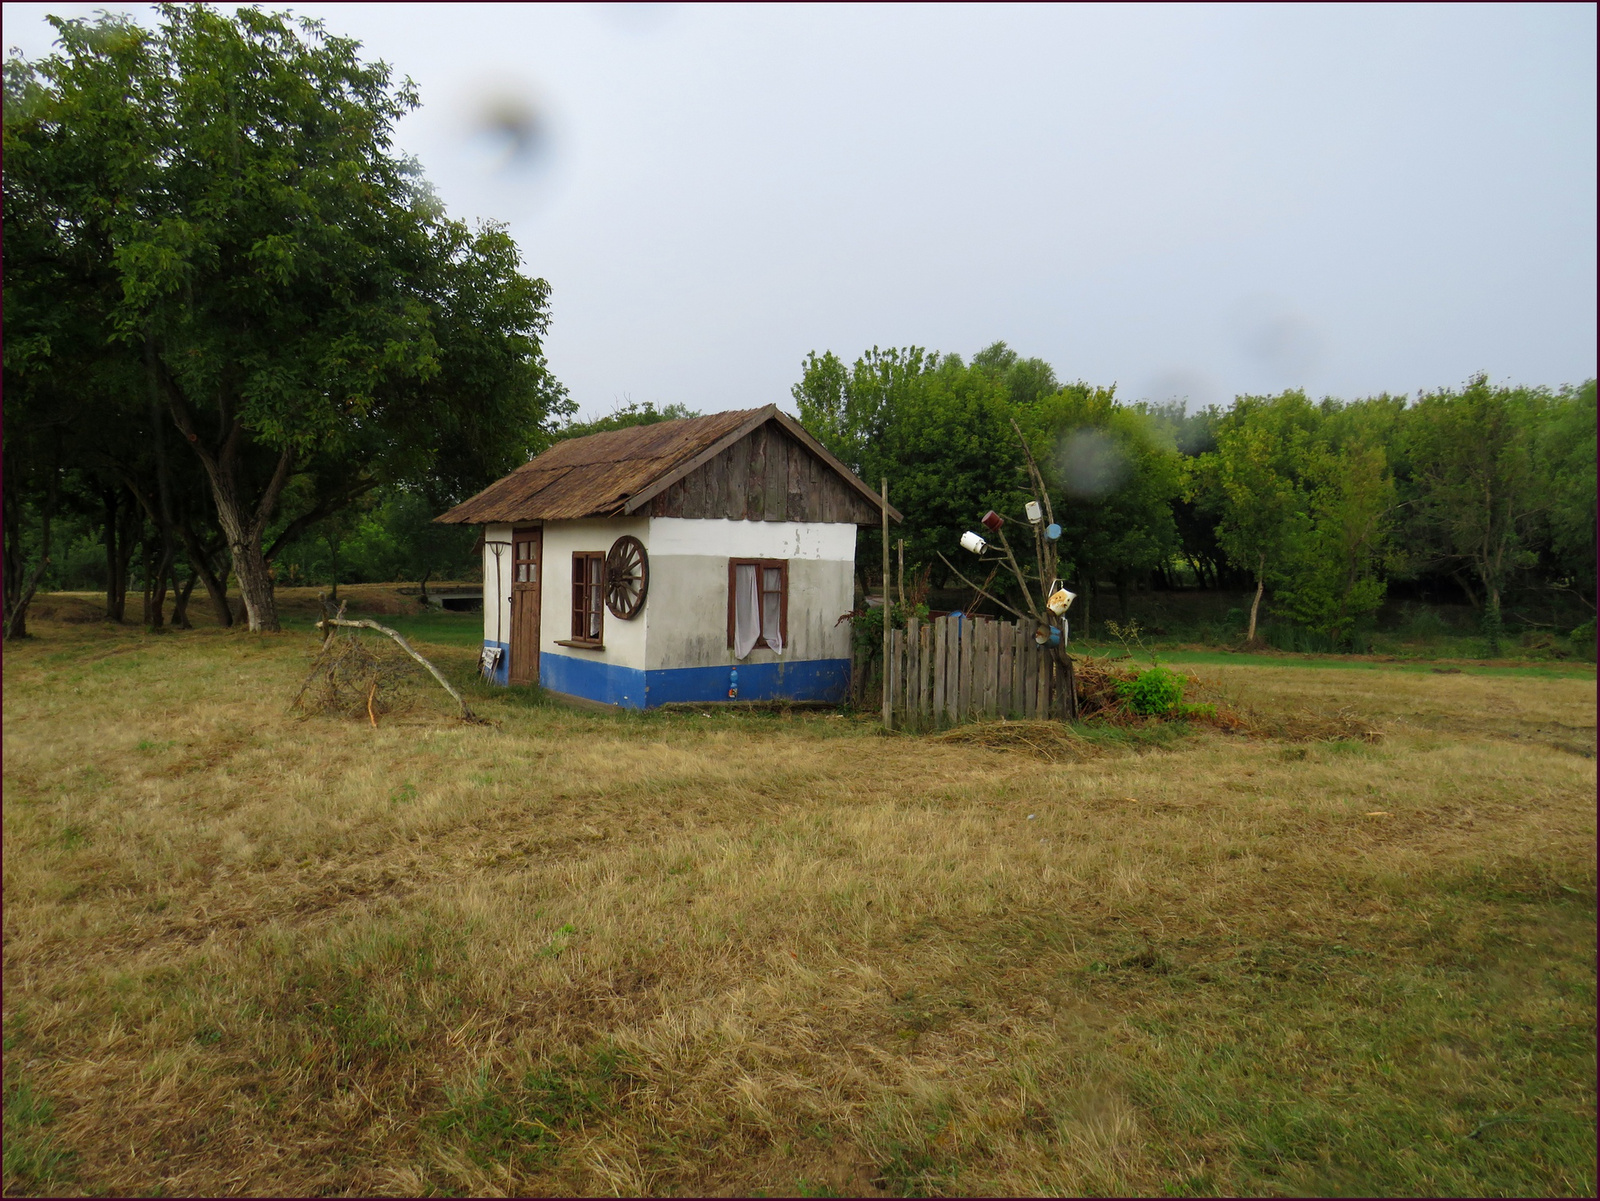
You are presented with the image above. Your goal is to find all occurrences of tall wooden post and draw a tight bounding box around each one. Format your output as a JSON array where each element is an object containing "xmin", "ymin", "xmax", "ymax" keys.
[
  {"xmin": 897, "ymin": 538, "xmax": 905, "ymax": 611},
  {"xmin": 881, "ymin": 478, "xmax": 892, "ymax": 731}
]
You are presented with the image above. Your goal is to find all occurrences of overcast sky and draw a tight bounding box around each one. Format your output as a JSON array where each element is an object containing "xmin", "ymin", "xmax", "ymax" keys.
[{"xmin": 6, "ymin": 2, "xmax": 1596, "ymax": 418}]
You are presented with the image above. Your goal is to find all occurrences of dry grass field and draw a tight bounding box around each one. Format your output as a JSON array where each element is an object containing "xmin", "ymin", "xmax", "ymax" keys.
[{"xmin": 4, "ymin": 590, "xmax": 1596, "ymax": 1197}]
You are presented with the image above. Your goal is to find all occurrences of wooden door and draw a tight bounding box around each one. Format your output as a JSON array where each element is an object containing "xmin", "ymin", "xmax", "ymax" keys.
[{"xmin": 509, "ymin": 526, "xmax": 542, "ymax": 686}]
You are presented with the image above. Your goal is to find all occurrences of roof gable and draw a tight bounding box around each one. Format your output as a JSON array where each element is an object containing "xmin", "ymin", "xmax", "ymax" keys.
[{"xmin": 435, "ymin": 404, "xmax": 900, "ymax": 525}]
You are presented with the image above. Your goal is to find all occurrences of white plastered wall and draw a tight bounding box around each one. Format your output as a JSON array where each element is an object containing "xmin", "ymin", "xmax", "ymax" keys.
[
  {"xmin": 540, "ymin": 517, "xmax": 651, "ymax": 672},
  {"xmin": 481, "ymin": 522, "xmax": 515, "ymax": 648},
  {"xmin": 643, "ymin": 518, "xmax": 856, "ymax": 671}
]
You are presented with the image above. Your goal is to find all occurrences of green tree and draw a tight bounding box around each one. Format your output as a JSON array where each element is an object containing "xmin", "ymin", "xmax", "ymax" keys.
[
  {"xmin": 1532, "ymin": 380, "xmax": 1597, "ymax": 619},
  {"xmin": 1401, "ymin": 375, "xmax": 1547, "ymax": 652},
  {"xmin": 1191, "ymin": 392, "xmax": 1321, "ymax": 643},
  {"xmin": 1270, "ymin": 436, "xmax": 1396, "ymax": 644},
  {"xmin": 6, "ymin": 5, "xmax": 566, "ymax": 632},
  {"xmin": 793, "ymin": 346, "xmax": 1017, "ymax": 584},
  {"xmin": 971, "ymin": 340, "xmax": 1059, "ymax": 407},
  {"xmin": 551, "ymin": 400, "xmax": 702, "ymax": 444}
]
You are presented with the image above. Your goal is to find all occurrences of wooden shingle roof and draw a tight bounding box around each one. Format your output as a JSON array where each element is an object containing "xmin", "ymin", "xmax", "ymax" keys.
[{"xmin": 435, "ymin": 404, "xmax": 900, "ymax": 525}]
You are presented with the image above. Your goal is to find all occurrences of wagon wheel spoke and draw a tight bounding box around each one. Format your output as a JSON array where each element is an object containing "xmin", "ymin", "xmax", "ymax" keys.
[{"xmin": 604, "ymin": 535, "xmax": 649, "ymax": 619}]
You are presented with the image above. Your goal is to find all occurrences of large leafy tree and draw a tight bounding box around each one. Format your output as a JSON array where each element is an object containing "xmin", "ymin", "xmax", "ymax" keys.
[
  {"xmin": 1532, "ymin": 380, "xmax": 1598, "ymax": 620},
  {"xmin": 793, "ymin": 346, "xmax": 1018, "ymax": 583},
  {"xmin": 1269, "ymin": 435, "xmax": 1396, "ymax": 644},
  {"xmin": 1190, "ymin": 392, "xmax": 1321, "ymax": 643},
  {"xmin": 1400, "ymin": 375, "xmax": 1548, "ymax": 651},
  {"xmin": 6, "ymin": 5, "xmax": 566, "ymax": 632}
]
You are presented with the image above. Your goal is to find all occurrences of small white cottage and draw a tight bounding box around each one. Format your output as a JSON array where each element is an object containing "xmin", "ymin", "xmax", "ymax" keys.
[{"xmin": 435, "ymin": 404, "xmax": 900, "ymax": 709}]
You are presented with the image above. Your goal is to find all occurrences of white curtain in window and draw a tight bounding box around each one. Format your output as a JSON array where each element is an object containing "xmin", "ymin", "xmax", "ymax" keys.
[
  {"xmin": 762, "ymin": 567, "xmax": 783, "ymax": 654},
  {"xmin": 734, "ymin": 563, "xmax": 761, "ymax": 659},
  {"xmin": 587, "ymin": 556, "xmax": 603, "ymax": 639}
]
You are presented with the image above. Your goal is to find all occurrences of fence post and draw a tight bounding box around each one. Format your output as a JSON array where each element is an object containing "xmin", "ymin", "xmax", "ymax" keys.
[{"xmin": 881, "ymin": 478, "xmax": 892, "ymax": 731}]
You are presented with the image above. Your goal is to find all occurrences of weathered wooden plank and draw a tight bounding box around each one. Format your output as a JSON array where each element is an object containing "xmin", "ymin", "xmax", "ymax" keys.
[
  {"xmin": 1018, "ymin": 641, "xmax": 1030, "ymax": 718},
  {"xmin": 993, "ymin": 622, "xmax": 1005, "ymax": 717},
  {"xmin": 905, "ymin": 615, "xmax": 918, "ymax": 723},
  {"xmin": 786, "ymin": 435, "xmax": 805, "ymax": 523},
  {"xmin": 940, "ymin": 614, "xmax": 953, "ymax": 719},
  {"xmin": 720, "ymin": 443, "xmax": 738, "ymax": 519},
  {"xmin": 903, "ymin": 624, "xmax": 913, "ymax": 718},
  {"xmin": 921, "ymin": 620, "xmax": 934, "ymax": 713},
  {"xmin": 973, "ymin": 620, "xmax": 987, "ymax": 717},
  {"xmin": 987, "ymin": 621, "xmax": 999, "ymax": 717},
  {"xmin": 1012, "ymin": 624, "xmax": 1026, "ymax": 715},
  {"xmin": 998, "ymin": 622, "xmax": 1012, "ymax": 715},
  {"xmin": 932, "ymin": 616, "xmax": 946, "ymax": 720},
  {"xmin": 683, "ymin": 458, "xmax": 705, "ymax": 516},
  {"xmin": 764, "ymin": 429, "xmax": 788, "ymax": 520},
  {"xmin": 959, "ymin": 616, "xmax": 974, "ymax": 720},
  {"xmin": 975, "ymin": 621, "xmax": 988, "ymax": 717},
  {"xmin": 747, "ymin": 426, "xmax": 767, "ymax": 521},
  {"xmin": 888, "ymin": 627, "xmax": 899, "ymax": 720},
  {"xmin": 1030, "ymin": 642, "xmax": 1043, "ymax": 719},
  {"xmin": 725, "ymin": 436, "xmax": 747, "ymax": 520},
  {"xmin": 700, "ymin": 451, "xmax": 723, "ymax": 520}
]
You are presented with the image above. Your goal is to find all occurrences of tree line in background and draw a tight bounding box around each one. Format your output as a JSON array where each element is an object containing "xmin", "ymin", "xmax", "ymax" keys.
[
  {"xmin": 793, "ymin": 342, "xmax": 1596, "ymax": 654},
  {"xmin": 5, "ymin": 8, "xmax": 1593, "ymax": 658}
]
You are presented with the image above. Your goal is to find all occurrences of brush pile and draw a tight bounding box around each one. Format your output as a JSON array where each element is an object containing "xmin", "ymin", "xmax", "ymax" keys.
[
  {"xmin": 289, "ymin": 629, "xmax": 424, "ymax": 725},
  {"xmin": 933, "ymin": 720, "xmax": 1102, "ymax": 762},
  {"xmin": 1072, "ymin": 656, "xmax": 1140, "ymax": 718}
]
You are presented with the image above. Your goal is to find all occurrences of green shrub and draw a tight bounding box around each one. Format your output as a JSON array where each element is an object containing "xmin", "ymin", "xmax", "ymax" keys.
[{"xmin": 1117, "ymin": 665, "xmax": 1186, "ymax": 716}]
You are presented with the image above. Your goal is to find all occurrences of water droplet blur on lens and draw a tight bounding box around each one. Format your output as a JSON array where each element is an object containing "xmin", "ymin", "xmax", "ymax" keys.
[
  {"xmin": 1053, "ymin": 428, "xmax": 1130, "ymax": 500},
  {"xmin": 465, "ymin": 90, "xmax": 550, "ymax": 177},
  {"xmin": 428, "ymin": 78, "xmax": 561, "ymax": 220},
  {"xmin": 1232, "ymin": 295, "xmax": 1323, "ymax": 379}
]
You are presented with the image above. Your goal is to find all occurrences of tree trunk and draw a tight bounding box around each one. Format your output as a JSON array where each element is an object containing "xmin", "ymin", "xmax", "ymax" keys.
[
  {"xmin": 1247, "ymin": 554, "xmax": 1266, "ymax": 644},
  {"xmin": 110, "ymin": 493, "xmax": 139, "ymax": 622},
  {"xmin": 1051, "ymin": 645, "xmax": 1079, "ymax": 721},
  {"xmin": 102, "ymin": 488, "xmax": 124, "ymax": 621},
  {"xmin": 170, "ymin": 568, "xmax": 196, "ymax": 629},
  {"xmin": 148, "ymin": 540, "xmax": 174, "ymax": 630},
  {"xmin": 1483, "ymin": 582, "xmax": 1504, "ymax": 655},
  {"xmin": 3, "ymin": 476, "xmax": 57, "ymax": 641},
  {"xmin": 163, "ymin": 381, "xmax": 290, "ymax": 632},
  {"xmin": 229, "ymin": 534, "xmax": 281, "ymax": 632},
  {"xmin": 140, "ymin": 537, "xmax": 154, "ymax": 627},
  {"xmin": 203, "ymin": 455, "xmax": 289, "ymax": 633},
  {"xmin": 176, "ymin": 519, "xmax": 233, "ymax": 628}
]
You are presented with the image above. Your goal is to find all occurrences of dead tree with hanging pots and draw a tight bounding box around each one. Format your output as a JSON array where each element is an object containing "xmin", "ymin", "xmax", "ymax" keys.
[{"xmin": 937, "ymin": 417, "xmax": 1079, "ymax": 720}]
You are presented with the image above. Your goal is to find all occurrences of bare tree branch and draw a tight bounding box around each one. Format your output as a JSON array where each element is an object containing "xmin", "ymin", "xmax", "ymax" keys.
[{"xmin": 936, "ymin": 552, "xmax": 1029, "ymax": 622}]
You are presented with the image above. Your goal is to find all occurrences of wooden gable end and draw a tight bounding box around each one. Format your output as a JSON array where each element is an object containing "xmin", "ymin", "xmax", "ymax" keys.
[{"xmin": 645, "ymin": 420, "xmax": 881, "ymax": 524}]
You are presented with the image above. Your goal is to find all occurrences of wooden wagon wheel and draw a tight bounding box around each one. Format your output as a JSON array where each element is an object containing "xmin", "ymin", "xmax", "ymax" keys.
[{"xmin": 605, "ymin": 535, "xmax": 649, "ymax": 619}]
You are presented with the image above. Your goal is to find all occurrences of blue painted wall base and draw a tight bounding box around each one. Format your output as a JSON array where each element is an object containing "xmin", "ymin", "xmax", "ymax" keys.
[{"xmin": 493, "ymin": 645, "xmax": 848, "ymax": 709}]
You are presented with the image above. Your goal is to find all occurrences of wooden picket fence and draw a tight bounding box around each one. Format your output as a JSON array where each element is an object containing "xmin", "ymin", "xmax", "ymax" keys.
[{"xmin": 851, "ymin": 613, "xmax": 1072, "ymax": 727}]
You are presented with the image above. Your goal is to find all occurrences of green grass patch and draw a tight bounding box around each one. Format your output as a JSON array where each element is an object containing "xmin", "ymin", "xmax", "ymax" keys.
[
  {"xmin": 1092, "ymin": 647, "xmax": 1597, "ymax": 679},
  {"xmin": 3, "ymin": 1075, "xmax": 78, "ymax": 1194},
  {"xmin": 432, "ymin": 1047, "xmax": 630, "ymax": 1171}
]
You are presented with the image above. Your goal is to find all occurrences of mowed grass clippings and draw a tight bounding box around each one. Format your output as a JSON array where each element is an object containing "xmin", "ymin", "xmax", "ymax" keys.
[{"xmin": 1, "ymin": 609, "xmax": 1594, "ymax": 1198}]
